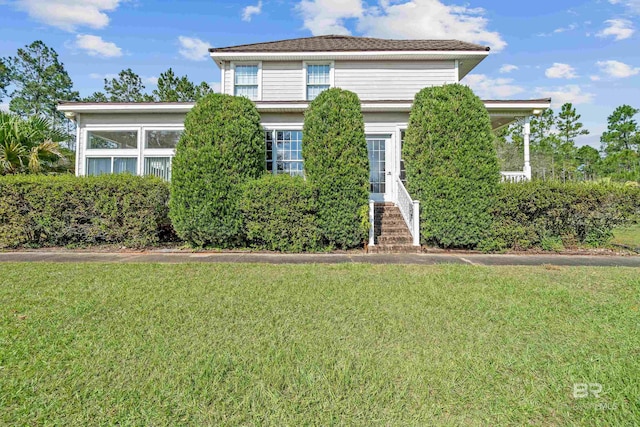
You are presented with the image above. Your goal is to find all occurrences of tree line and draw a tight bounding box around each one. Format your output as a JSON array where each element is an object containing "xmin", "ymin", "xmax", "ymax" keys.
[
  {"xmin": 0, "ymin": 40, "xmax": 214, "ymax": 130},
  {"xmin": 496, "ymin": 103, "xmax": 640, "ymax": 182}
]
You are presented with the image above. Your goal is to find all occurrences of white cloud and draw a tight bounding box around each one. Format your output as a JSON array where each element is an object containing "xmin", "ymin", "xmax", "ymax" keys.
[
  {"xmin": 297, "ymin": 0, "xmax": 363, "ymax": 35},
  {"xmin": 545, "ymin": 63, "xmax": 578, "ymax": 79},
  {"xmin": 74, "ymin": 34, "xmax": 122, "ymax": 58},
  {"xmin": 609, "ymin": 0, "xmax": 640, "ymax": 14},
  {"xmin": 538, "ymin": 23, "xmax": 578, "ymax": 37},
  {"xmin": 596, "ymin": 19, "xmax": 634, "ymax": 40},
  {"xmin": 297, "ymin": 0, "xmax": 506, "ymax": 51},
  {"xmin": 463, "ymin": 74, "xmax": 524, "ymax": 99},
  {"xmin": 11, "ymin": 0, "xmax": 123, "ymax": 32},
  {"xmin": 0, "ymin": 103, "xmax": 9, "ymax": 112},
  {"xmin": 242, "ymin": 1, "xmax": 262, "ymax": 22},
  {"xmin": 499, "ymin": 64, "xmax": 518, "ymax": 74},
  {"xmin": 596, "ymin": 60, "xmax": 640, "ymax": 78},
  {"xmin": 590, "ymin": 75, "xmax": 601, "ymax": 81},
  {"xmin": 178, "ymin": 36, "xmax": 211, "ymax": 61},
  {"xmin": 535, "ymin": 85, "xmax": 595, "ymax": 107},
  {"xmin": 144, "ymin": 76, "xmax": 159, "ymax": 85},
  {"xmin": 89, "ymin": 72, "xmax": 118, "ymax": 80}
]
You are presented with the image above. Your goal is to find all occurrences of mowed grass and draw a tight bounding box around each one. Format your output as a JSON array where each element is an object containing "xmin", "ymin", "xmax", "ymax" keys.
[
  {"xmin": 612, "ymin": 224, "xmax": 640, "ymax": 249},
  {"xmin": 1, "ymin": 263, "xmax": 639, "ymax": 425}
]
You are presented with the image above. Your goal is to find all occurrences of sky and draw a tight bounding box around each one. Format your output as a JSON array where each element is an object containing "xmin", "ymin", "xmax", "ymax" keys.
[{"xmin": 1, "ymin": 0, "xmax": 639, "ymax": 148}]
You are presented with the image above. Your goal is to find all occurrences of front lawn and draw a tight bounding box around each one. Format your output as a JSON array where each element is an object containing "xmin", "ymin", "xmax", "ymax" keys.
[
  {"xmin": 1, "ymin": 264, "xmax": 638, "ymax": 425},
  {"xmin": 612, "ymin": 224, "xmax": 640, "ymax": 249}
]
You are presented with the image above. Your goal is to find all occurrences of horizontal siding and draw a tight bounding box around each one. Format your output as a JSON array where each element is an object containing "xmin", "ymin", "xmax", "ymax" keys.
[
  {"xmin": 334, "ymin": 60, "xmax": 456, "ymax": 100},
  {"xmin": 223, "ymin": 62, "xmax": 232, "ymax": 95},
  {"xmin": 262, "ymin": 61, "xmax": 303, "ymax": 101}
]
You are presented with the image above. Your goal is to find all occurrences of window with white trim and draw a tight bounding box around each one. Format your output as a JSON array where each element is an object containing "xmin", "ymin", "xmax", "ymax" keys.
[
  {"xmin": 144, "ymin": 157, "xmax": 172, "ymax": 181},
  {"xmin": 306, "ymin": 64, "xmax": 331, "ymax": 100},
  {"xmin": 234, "ymin": 64, "xmax": 259, "ymax": 100},
  {"xmin": 87, "ymin": 130, "xmax": 138, "ymax": 149},
  {"xmin": 87, "ymin": 157, "xmax": 137, "ymax": 176},
  {"xmin": 265, "ymin": 130, "xmax": 304, "ymax": 176}
]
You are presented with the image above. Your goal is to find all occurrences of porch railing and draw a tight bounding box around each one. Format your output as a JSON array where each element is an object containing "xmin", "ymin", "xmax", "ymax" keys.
[
  {"xmin": 395, "ymin": 177, "xmax": 421, "ymax": 246},
  {"xmin": 501, "ymin": 171, "xmax": 528, "ymax": 183}
]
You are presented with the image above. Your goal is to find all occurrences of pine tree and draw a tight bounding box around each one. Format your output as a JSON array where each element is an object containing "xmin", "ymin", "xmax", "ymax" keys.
[
  {"xmin": 0, "ymin": 58, "xmax": 9, "ymax": 102},
  {"xmin": 151, "ymin": 68, "xmax": 213, "ymax": 102},
  {"xmin": 6, "ymin": 41, "xmax": 79, "ymax": 124},
  {"xmin": 555, "ymin": 103, "xmax": 589, "ymax": 180},
  {"xmin": 103, "ymin": 69, "xmax": 151, "ymax": 102},
  {"xmin": 600, "ymin": 105, "xmax": 639, "ymax": 154}
]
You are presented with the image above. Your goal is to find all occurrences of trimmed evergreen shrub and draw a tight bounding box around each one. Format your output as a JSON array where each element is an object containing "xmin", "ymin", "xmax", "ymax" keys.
[
  {"xmin": 0, "ymin": 174, "xmax": 172, "ymax": 248},
  {"xmin": 404, "ymin": 84, "xmax": 500, "ymax": 248},
  {"xmin": 169, "ymin": 93, "xmax": 264, "ymax": 247},
  {"xmin": 240, "ymin": 174, "xmax": 321, "ymax": 252},
  {"xmin": 484, "ymin": 181, "xmax": 640, "ymax": 251},
  {"xmin": 302, "ymin": 88, "xmax": 369, "ymax": 249}
]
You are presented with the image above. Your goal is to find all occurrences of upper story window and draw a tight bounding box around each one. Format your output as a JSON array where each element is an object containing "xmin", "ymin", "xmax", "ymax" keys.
[
  {"xmin": 305, "ymin": 63, "xmax": 332, "ymax": 100},
  {"xmin": 234, "ymin": 64, "xmax": 260, "ymax": 100}
]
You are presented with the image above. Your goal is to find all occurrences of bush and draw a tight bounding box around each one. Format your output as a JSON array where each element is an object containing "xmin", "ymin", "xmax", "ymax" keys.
[
  {"xmin": 404, "ymin": 84, "xmax": 500, "ymax": 249},
  {"xmin": 487, "ymin": 181, "xmax": 640, "ymax": 251},
  {"xmin": 169, "ymin": 93, "xmax": 264, "ymax": 247},
  {"xmin": 0, "ymin": 174, "xmax": 172, "ymax": 248},
  {"xmin": 240, "ymin": 174, "xmax": 321, "ymax": 252},
  {"xmin": 302, "ymin": 88, "xmax": 369, "ymax": 249}
]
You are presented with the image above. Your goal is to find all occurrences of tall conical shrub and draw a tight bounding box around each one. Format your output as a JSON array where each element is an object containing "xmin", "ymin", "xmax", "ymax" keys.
[
  {"xmin": 169, "ymin": 93, "xmax": 264, "ymax": 247},
  {"xmin": 404, "ymin": 84, "xmax": 500, "ymax": 248},
  {"xmin": 302, "ymin": 88, "xmax": 369, "ymax": 249}
]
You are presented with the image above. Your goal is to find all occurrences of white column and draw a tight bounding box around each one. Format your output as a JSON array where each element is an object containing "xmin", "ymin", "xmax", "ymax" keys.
[
  {"xmin": 523, "ymin": 116, "xmax": 531, "ymax": 180},
  {"xmin": 412, "ymin": 200, "xmax": 420, "ymax": 247},
  {"xmin": 369, "ymin": 200, "xmax": 375, "ymax": 247}
]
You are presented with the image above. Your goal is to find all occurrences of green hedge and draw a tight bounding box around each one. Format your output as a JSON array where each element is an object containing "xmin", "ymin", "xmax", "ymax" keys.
[
  {"xmin": 240, "ymin": 174, "xmax": 321, "ymax": 252},
  {"xmin": 486, "ymin": 181, "xmax": 640, "ymax": 251},
  {"xmin": 169, "ymin": 93, "xmax": 264, "ymax": 248},
  {"xmin": 405, "ymin": 84, "xmax": 500, "ymax": 249},
  {"xmin": 0, "ymin": 174, "xmax": 172, "ymax": 248},
  {"xmin": 302, "ymin": 88, "xmax": 369, "ymax": 249}
]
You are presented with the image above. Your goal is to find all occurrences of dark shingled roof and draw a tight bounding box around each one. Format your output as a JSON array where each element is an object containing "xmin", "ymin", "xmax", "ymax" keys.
[{"xmin": 210, "ymin": 35, "xmax": 490, "ymax": 53}]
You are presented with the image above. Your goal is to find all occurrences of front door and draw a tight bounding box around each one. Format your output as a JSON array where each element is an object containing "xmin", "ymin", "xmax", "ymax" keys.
[{"xmin": 366, "ymin": 135, "xmax": 392, "ymax": 202}]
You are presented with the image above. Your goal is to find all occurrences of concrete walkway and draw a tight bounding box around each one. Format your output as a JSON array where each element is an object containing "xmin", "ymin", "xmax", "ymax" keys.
[{"xmin": 0, "ymin": 251, "xmax": 639, "ymax": 267}]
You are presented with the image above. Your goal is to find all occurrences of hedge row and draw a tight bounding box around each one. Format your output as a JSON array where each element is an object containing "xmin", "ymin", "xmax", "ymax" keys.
[
  {"xmin": 241, "ymin": 174, "xmax": 321, "ymax": 252},
  {"xmin": 0, "ymin": 174, "xmax": 172, "ymax": 248},
  {"xmin": 485, "ymin": 181, "xmax": 640, "ymax": 251}
]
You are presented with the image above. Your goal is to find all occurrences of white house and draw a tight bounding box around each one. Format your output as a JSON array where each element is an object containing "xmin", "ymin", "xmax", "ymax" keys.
[{"xmin": 58, "ymin": 35, "xmax": 550, "ymax": 251}]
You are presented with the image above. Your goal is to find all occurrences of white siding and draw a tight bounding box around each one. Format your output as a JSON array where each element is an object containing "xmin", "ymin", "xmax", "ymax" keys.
[
  {"xmin": 262, "ymin": 61, "xmax": 303, "ymax": 101},
  {"xmin": 223, "ymin": 62, "xmax": 232, "ymax": 95},
  {"xmin": 334, "ymin": 60, "xmax": 456, "ymax": 100}
]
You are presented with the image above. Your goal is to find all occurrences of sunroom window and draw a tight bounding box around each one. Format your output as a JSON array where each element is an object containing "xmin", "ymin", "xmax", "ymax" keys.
[
  {"xmin": 87, "ymin": 157, "xmax": 137, "ymax": 176},
  {"xmin": 265, "ymin": 130, "xmax": 304, "ymax": 177},
  {"xmin": 306, "ymin": 64, "xmax": 331, "ymax": 100},
  {"xmin": 87, "ymin": 130, "xmax": 138, "ymax": 149},
  {"xmin": 234, "ymin": 65, "xmax": 259, "ymax": 100}
]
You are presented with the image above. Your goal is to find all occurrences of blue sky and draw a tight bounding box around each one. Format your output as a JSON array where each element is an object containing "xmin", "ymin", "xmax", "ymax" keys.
[{"xmin": 1, "ymin": 0, "xmax": 639, "ymax": 147}]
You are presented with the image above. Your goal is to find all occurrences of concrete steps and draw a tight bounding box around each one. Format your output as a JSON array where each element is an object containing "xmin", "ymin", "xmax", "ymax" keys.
[{"xmin": 368, "ymin": 203, "xmax": 421, "ymax": 254}]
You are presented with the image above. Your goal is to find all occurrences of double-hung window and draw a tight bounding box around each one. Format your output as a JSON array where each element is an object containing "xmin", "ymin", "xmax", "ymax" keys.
[
  {"xmin": 306, "ymin": 63, "xmax": 332, "ymax": 100},
  {"xmin": 234, "ymin": 64, "xmax": 260, "ymax": 100},
  {"xmin": 265, "ymin": 130, "xmax": 304, "ymax": 177}
]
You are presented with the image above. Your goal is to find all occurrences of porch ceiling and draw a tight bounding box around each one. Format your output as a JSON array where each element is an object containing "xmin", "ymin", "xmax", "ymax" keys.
[{"xmin": 57, "ymin": 98, "xmax": 551, "ymax": 130}]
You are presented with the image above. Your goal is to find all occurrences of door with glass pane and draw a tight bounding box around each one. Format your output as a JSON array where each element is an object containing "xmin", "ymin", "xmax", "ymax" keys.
[{"xmin": 366, "ymin": 135, "xmax": 392, "ymax": 201}]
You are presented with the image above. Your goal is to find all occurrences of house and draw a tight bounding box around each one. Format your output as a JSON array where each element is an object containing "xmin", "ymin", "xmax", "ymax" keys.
[{"xmin": 58, "ymin": 35, "xmax": 550, "ymax": 251}]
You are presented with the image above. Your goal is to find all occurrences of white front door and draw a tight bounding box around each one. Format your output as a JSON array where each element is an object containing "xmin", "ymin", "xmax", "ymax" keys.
[{"xmin": 366, "ymin": 135, "xmax": 393, "ymax": 202}]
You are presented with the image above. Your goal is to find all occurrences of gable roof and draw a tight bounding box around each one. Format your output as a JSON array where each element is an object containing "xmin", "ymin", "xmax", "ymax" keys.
[{"xmin": 210, "ymin": 35, "xmax": 490, "ymax": 53}]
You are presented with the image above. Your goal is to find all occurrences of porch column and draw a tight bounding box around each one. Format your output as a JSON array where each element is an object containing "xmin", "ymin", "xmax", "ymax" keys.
[{"xmin": 523, "ymin": 116, "xmax": 531, "ymax": 180}]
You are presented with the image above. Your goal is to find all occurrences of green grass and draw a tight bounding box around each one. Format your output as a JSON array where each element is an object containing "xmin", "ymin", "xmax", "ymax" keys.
[
  {"xmin": 1, "ymin": 263, "xmax": 639, "ymax": 425},
  {"xmin": 612, "ymin": 224, "xmax": 640, "ymax": 249}
]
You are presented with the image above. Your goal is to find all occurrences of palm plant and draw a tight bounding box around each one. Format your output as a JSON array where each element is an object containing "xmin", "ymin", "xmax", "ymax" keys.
[{"xmin": 0, "ymin": 111, "xmax": 70, "ymax": 174}]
